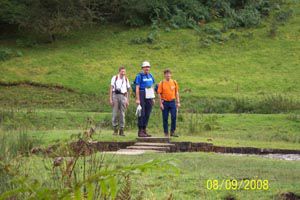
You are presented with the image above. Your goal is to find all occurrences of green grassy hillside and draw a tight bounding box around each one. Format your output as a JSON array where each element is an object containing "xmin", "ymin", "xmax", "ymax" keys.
[
  {"xmin": 1, "ymin": 21, "xmax": 299, "ymax": 97},
  {"xmin": 0, "ymin": 2, "xmax": 300, "ymax": 113}
]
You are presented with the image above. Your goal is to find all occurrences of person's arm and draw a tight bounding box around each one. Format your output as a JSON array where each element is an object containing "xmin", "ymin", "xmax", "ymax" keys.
[
  {"xmin": 126, "ymin": 91, "xmax": 130, "ymax": 101},
  {"xmin": 152, "ymin": 76, "xmax": 155, "ymax": 104},
  {"xmin": 109, "ymin": 85, "xmax": 113, "ymax": 107},
  {"xmin": 136, "ymin": 85, "xmax": 140, "ymax": 105},
  {"xmin": 176, "ymin": 84, "xmax": 180, "ymax": 108},
  {"xmin": 158, "ymin": 93, "xmax": 164, "ymax": 110},
  {"xmin": 125, "ymin": 79, "xmax": 130, "ymax": 107},
  {"xmin": 126, "ymin": 90, "xmax": 130, "ymax": 107},
  {"xmin": 109, "ymin": 76, "xmax": 115, "ymax": 107},
  {"xmin": 157, "ymin": 82, "xmax": 163, "ymax": 110},
  {"xmin": 152, "ymin": 96, "xmax": 156, "ymax": 105},
  {"xmin": 135, "ymin": 75, "xmax": 141, "ymax": 105}
]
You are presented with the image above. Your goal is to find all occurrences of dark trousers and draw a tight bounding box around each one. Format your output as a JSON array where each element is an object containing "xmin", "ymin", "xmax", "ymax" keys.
[
  {"xmin": 138, "ymin": 90, "xmax": 153, "ymax": 129},
  {"xmin": 162, "ymin": 100, "xmax": 177, "ymax": 133}
]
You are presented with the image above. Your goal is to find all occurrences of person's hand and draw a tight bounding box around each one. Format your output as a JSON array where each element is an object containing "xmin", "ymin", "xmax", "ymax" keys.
[
  {"xmin": 152, "ymin": 99, "xmax": 155, "ymax": 105},
  {"xmin": 136, "ymin": 99, "xmax": 140, "ymax": 105},
  {"xmin": 176, "ymin": 102, "xmax": 181, "ymax": 109},
  {"xmin": 136, "ymin": 105, "xmax": 142, "ymax": 117},
  {"xmin": 125, "ymin": 100, "xmax": 129, "ymax": 108},
  {"xmin": 160, "ymin": 103, "xmax": 164, "ymax": 110},
  {"xmin": 110, "ymin": 99, "xmax": 114, "ymax": 107}
]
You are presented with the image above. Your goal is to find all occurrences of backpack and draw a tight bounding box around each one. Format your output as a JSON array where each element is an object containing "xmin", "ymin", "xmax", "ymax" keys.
[{"xmin": 131, "ymin": 73, "xmax": 154, "ymax": 97}]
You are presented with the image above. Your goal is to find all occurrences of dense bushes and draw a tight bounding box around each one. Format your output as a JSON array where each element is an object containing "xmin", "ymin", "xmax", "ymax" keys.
[
  {"xmin": 0, "ymin": 0, "xmax": 96, "ymax": 42},
  {"xmin": 0, "ymin": 48, "xmax": 12, "ymax": 61},
  {"xmin": 100, "ymin": 0, "xmax": 273, "ymax": 29},
  {"xmin": 222, "ymin": 5, "xmax": 262, "ymax": 29},
  {"xmin": 268, "ymin": 8, "xmax": 293, "ymax": 38},
  {"xmin": 0, "ymin": 0, "xmax": 284, "ymax": 40}
]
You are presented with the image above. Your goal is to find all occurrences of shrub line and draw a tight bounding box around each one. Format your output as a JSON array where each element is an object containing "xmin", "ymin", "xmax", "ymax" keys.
[{"xmin": 0, "ymin": 80, "xmax": 76, "ymax": 93}]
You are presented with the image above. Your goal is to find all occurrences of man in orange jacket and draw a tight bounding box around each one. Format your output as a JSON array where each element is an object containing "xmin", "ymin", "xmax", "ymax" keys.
[{"xmin": 157, "ymin": 69, "xmax": 181, "ymax": 137}]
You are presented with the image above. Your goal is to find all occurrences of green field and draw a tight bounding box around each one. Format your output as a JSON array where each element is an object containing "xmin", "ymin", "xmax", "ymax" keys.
[
  {"xmin": 7, "ymin": 152, "xmax": 300, "ymax": 200},
  {"xmin": 1, "ymin": 111, "xmax": 299, "ymax": 150},
  {"xmin": 1, "ymin": 1, "xmax": 300, "ymax": 199}
]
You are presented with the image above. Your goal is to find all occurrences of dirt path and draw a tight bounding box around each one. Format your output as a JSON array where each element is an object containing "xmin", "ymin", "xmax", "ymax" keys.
[{"xmin": 220, "ymin": 153, "xmax": 300, "ymax": 161}]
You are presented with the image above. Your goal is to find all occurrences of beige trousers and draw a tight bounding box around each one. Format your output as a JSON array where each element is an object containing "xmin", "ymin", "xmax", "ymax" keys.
[{"xmin": 112, "ymin": 93, "xmax": 127, "ymax": 128}]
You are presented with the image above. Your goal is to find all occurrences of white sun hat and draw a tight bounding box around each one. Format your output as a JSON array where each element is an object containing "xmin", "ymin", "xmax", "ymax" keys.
[{"xmin": 142, "ymin": 61, "xmax": 151, "ymax": 68}]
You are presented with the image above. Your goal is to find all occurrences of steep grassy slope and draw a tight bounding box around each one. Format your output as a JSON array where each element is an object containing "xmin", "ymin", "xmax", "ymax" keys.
[{"xmin": 0, "ymin": 2, "xmax": 299, "ymax": 112}]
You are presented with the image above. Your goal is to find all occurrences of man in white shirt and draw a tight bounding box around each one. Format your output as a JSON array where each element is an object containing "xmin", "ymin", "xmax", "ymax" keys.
[{"xmin": 109, "ymin": 66, "xmax": 130, "ymax": 136}]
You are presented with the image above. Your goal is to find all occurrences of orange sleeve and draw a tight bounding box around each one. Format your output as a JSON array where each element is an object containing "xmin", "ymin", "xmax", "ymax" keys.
[{"xmin": 157, "ymin": 82, "xmax": 162, "ymax": 94}]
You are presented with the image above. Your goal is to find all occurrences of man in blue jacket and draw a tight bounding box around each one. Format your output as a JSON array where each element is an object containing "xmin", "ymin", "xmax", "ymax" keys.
[{"xmin": 135, "ymin": 61, "xmax": 155, "ymax": 137}]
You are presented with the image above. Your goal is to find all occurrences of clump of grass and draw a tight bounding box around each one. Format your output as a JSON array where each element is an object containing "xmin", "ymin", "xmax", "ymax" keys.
[
  {"xmin": 268, "ymin": 21, "xmax": 278, "ymax": 38},
  {"xmin": 0, "ymin": 48, "xmax": 23, "ymax": 61},
  {"xmin": 286, "ymin": 113, "xmax": 300, "ymax": 122},
  {"xmin": 233, "ymin": 98, "xmax": 255, "ymax": 113},
  {"xmin": 16, "ymin": 37, "xmax": 38, "ymax": 48},
  {"xmin": 268, "ymin": 8, "xmax": 293, "ymax": 38},
  {"xmin": 130, "ymin": 29, "xmax": 159, "ymax": 45},
  {"xmin": 199, "ymin": 26, "xmax": 230, "ymax": 48},
  {"xmin": 187, "ymin": 114, "xmax": 220, "ymax": 134},
  {"xmin": 257, "ymin": 94, "xmax": 299, "ymax": 113},
  {"xmin": 116, "ymin": 175, "xmax": 132, "ymax": 200},
  {"xmin": 125, "ymin": 104, "xmax": 137, "ymax": 129},
  {"xmin": 0, "ymin": 130, "xmax": 41, "ymax": 158},
  {"xmin": 0, "ymin": 130, "xmax": 41, "ymax": 194},
  {"xmin": 184, "ymin": 97, "xmax": 235, "ymax": 113},
  {"xmin": 234, "ymin": 95, "xmax": 300, "ymax": 114},
  {"xmin": 275, "ymin": 9, "xmax": 293, "ymax": 24},
  {"xmin": 0, "ymin": 48, "xmax": 13, "ymax": 61},
  {"xmin": 17, "ymin": 131, "xmax": 42, "ymax": 156}
]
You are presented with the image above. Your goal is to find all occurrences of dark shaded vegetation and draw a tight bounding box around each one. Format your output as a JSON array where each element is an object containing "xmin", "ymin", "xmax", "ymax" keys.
[{"xmin": 0, "ymin": 0, "xmax": 289, "ymax": 42}]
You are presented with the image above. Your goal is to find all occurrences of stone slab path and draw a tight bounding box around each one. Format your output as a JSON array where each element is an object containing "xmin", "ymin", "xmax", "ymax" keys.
[
  {"xmin": 114, "ymin": 137, "xmax": 173, "ymax": 155},
  {"xmin": 105, "ymin": 149, "xmax": 162, "ymax": 155}
]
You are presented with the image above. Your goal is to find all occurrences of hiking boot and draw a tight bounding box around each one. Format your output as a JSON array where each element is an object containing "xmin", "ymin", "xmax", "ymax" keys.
[
  {"xmin": 170, "ymin": 131, "xmax": 179, "ymax": 137},
  {"xmin": 113, "ymin": 126, "xmax": 118, "ymax": 135},
  {"xmin": 138, "ymin": 129, "xmax": 147, "ymax": 137},
  {"xmin": 119, "ymin": 128, "xmax": 125, "ymax": 136},
  {"xmin": 164, "ymin": 132, "xmax": 169, "ymax": 137},
  {"xmin": 143, "ymin": 128, "xmax": 152, "ymax": 137}
]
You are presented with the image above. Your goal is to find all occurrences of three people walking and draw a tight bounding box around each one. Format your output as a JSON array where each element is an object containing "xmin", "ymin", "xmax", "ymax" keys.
[{"xmin": 109, "ymin": 62, "xmax": 180, "ymax": 138}]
